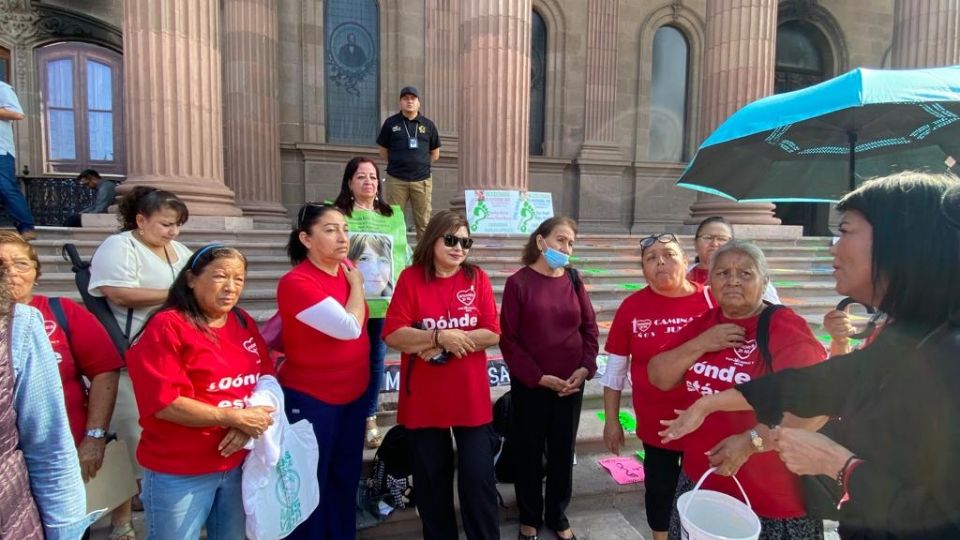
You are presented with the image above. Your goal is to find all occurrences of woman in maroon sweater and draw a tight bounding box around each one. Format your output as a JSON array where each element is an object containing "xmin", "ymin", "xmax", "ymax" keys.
[{"xmin": 500, "ymin": 216, "xmax": 599, "ymax": 540}]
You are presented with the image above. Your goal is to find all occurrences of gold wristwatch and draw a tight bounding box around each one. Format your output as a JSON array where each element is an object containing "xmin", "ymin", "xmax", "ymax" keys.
[{"xmin": 749, "ymin": 428, "xmax": 764, "ymax": 451}]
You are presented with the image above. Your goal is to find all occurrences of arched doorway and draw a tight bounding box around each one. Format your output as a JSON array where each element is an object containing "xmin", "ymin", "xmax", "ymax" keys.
[{"xmin": 773, "ymin": 20, "xmax": 834, "ymax": 235}]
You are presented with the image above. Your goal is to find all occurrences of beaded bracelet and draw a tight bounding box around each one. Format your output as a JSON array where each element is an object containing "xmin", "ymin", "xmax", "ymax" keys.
[{"xmin": 836, "ymin": 454, "xmax": 860, "ymax": 488}]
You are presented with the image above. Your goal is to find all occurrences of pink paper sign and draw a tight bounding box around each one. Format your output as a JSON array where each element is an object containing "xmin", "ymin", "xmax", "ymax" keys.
[{"xmin": 598, "ymin": 457, "xmax": 646, "ymax": 485}]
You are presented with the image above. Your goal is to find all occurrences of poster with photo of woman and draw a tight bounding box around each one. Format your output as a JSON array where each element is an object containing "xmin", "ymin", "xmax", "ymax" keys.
[{"xmin": 348, "ymin": 232, "xmax": 395, "ymax": 299}]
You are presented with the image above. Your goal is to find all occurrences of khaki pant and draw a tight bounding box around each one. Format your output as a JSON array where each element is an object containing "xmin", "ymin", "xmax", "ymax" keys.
[{"xmin": 386, "ymin": 175, "xmax": 432, "ymax": 239}]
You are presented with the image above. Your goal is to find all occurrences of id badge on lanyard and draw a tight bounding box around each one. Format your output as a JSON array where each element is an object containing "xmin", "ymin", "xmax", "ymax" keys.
[{"xmin": 403, "ymin": 120, "xmax": 419, "ymax": 149}]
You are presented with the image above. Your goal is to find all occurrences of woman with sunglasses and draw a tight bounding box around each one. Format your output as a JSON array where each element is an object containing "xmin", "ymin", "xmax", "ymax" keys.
[
  {"xmin": 276, "ymin": 203, "xmax": 369, "ymax": 539},
  {"xmin": 126, "ymin": 245, "xmax": 275, "ymax": 540},
  {"xmin": 649, "ymin": 240, "xmax": 826, "ymax": 539},
  {"xmin": 383, "ymin": 210, "xmax": 501, "ymax": 540},
  {"xmin": 688, "ymin": 216, "xmax": 780, "ymax": 304},
  {"xmin": 599, "ymin": 232, "xmax": 714, "ymax": 540},
  {"xmin": 500, "ymin": 216, "xmax": 599, "ymax": 540}
]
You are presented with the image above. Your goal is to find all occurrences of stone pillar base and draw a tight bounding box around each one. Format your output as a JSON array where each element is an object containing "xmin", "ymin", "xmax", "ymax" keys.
[
  {"xmin": 731, "ymin": 223, "xmax": 802, "ymax": 240},
  {"xmin": 576, "ymin": 158, "xmax": 630, "ymax": 233},
  {"xmin": 82, "ymin": 213, "xmax": 255, "ymax": 231},
  {"xmin": 685, "ymin": 195, "xmax": 781, "ymax": 225},
  {"xmin": 439, "ymin": 134, "xmax": 459, "ymax": 157},
  {"xmin": 121, "ymin": 176, "xmax": 244, "ymax": 217}
]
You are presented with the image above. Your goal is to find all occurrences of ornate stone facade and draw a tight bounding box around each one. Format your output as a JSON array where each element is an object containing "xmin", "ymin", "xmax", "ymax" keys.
[{"xmin": 3, "ymin": 0, "xmax": 948, "ymax": 232}]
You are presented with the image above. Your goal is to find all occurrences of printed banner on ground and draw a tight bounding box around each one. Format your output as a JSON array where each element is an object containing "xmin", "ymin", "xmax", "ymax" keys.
[{"xmin": 465, "ymin": 190, "xmax": 554, "ymax": 235}]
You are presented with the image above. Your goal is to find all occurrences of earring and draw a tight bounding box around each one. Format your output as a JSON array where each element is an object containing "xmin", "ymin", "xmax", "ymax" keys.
[{"xmin": 138, "ymin": 229, "xmax": 144, "ymax": 237}]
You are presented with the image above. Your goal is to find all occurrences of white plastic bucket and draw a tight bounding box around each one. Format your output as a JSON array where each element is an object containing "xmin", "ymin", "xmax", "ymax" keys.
[{"xmin": 677, "ymin": 467, "xmax": 761, "ymax": 540}]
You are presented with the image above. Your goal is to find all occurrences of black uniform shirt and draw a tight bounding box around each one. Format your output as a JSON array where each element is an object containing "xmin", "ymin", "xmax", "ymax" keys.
[{"xmin": 376, "ymin": 112, "xmax": 440, "ymax": 181}]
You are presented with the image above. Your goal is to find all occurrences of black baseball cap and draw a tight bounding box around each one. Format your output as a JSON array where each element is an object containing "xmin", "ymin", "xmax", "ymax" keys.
[{"xmin": 399, "ymin": 86, "xmax": 419, "ymax": 99}]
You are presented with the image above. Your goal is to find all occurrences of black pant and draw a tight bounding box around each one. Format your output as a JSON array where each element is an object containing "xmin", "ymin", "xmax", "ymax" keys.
[
  {"xmin": 642, "ymin": 442, "xmax": 683, "ymax": 532},
  {"xmin": 511, "ymin": 381, "xmax": 583, "ymax": 531},
  {"xmin": 408, "ymin": 424, "xmax": 500, "ymax": 540}
]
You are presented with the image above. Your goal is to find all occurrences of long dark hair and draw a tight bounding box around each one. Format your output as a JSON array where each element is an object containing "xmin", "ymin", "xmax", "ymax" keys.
[
  {"xmin": 117, "ymin": 186, "xmax": 189, "ymax": 231},
  {"xmin": 837, "ymin": 171, "xmax": 960, "ymax": 330},
  {"xmin": 412, "ymin": 210, "xmax": 477, "ymax": 282},
  {"xmin": 521, "ymin": 216, "xmax": 578, "ymax": 266},
  {"xmin": 286, "ymin": 203, "xmax": 345, "ymax": 265},
  {"xmin": 150, "ymin": 244, "xmax": 248, "ymax": 334},
  {"xmin": 333, "ymin": 157, "xmax": 393, "ymax": 217}
]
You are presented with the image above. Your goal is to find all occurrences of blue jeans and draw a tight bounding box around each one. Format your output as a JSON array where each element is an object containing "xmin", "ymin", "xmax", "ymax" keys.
[
  {"xmin": 366, "ymin": 317, "xmax": 388, "ymax": 417},
  {"xmin": 283, "ymin": 387, "xmax": 366, "ymax": 540},
  {"xmin": 0, "ymin": 153, "xmax": 35, "ymax": 233},
  {"xmin": 141, "ymin": 466, "xmax": 245, "ymax": 540}
]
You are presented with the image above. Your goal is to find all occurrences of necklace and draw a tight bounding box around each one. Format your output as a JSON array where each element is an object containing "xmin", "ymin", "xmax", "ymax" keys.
[{"xmin": 354, "ymin": 201, "xmax": 375, "ymax": 211}]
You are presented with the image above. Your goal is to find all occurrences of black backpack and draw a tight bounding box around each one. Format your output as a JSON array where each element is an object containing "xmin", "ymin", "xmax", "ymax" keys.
[
  {"xmin": 492, "ymin": 391, "xmax": 517, "ymax": 483},
  {"xmin": 756, "ymin": 302, "xmax": 785, "ymax": 371},
  {"xmin": 61, "ymin": 243, "xmax": 133, "ymax": 357},
  {"xmin": 366, "ymin": 425, "xmax": 415, "ymax": 510},
  {"xmin": 757, "ymin": 303, "xmax": 840, "ymax": 518}
]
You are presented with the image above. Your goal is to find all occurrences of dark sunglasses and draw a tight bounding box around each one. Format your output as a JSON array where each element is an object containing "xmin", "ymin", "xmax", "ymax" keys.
[
  {"xmin": 640, "ymin": 233, "xmax": 680, "ymax": 252},
  {"xmin": 442, "ymin": 233, "xmax": 474, "ymax": 249},
  {"xmin": 297, "ymin": 202, "xmax": 334, "ymax": 231}
]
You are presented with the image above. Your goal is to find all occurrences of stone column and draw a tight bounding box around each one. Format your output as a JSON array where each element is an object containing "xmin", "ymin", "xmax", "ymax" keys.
[
  {"xmin": 222, "ymin": 0, "xmax": 288, "ymax": 225},
  {"xmin": 892, "ymin": 0, "xmax": 960, "ymax": 68},
  {"xmin": 122, "ymin": 0, "xmax": 242, "ymax": 217},
  {"xmin": 686, "ymin": 0, "xmax": 780, "ymax": 225},
  {"xmin": 457, "ymin": 0, "xmax": 531, "ymax": 192},
  {"xmin": 425, "ymin": 0, "xmax": 459, "ymax": 154},
  {"xmin": 576, "ymin": 0, "xmax": 631, "ymax": 232}
]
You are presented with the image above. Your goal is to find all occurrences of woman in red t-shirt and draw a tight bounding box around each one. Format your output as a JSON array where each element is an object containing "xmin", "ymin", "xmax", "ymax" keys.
[
  {"xmin": 599, "ymin": 233, "xmax": 714, "ymax": 540},
  {"xmin": 649, "ymin": 240, "xmax": 826, "ymax": 539},
  {"xmin": 383, "ymin": 210, "xmax": 501, "ymax": 540},
  {"xmin": 0, "ymin": 232, "xmax": 122, "ymax": 474},
  {"xmin": 126, "ymin": 245, "xmax": 275, "ymax": 540},
  {"xmin": 276, "ymin": 203, "xmax": 369, "ymax": 540}
]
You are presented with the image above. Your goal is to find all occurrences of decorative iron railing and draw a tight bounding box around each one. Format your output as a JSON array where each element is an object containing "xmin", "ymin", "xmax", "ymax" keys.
[{"xmin": 0, "ymin": 177, "xmax": 98, "ymax": 227}]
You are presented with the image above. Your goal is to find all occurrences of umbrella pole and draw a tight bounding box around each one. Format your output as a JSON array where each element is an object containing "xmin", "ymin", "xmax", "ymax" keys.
[{"xmin": 848, "ymin": 130, "xmax": 858, "ymax": 192}]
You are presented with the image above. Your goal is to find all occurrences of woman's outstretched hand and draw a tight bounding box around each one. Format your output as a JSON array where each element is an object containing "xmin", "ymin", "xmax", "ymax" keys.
[{"xmin": 659, "ymin": 404, "xmax": 707, "ymax": 444}]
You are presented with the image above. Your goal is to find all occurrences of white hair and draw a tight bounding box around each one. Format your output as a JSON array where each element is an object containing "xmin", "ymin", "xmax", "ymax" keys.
[{"xmin": 710, "ymin": 240, "xmax": 770, "ymax": 282}]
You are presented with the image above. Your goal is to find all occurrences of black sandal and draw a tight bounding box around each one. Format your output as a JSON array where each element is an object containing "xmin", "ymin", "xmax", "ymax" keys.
[{"xmin": 518, "ymin": 527, "xmax": 539, "ymax": 540}]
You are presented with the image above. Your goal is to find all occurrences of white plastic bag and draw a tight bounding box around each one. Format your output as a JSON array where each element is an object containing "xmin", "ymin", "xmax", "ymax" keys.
[{"xmin": 242, "ymin": 378, "xmax": 320, "ymax": 540}]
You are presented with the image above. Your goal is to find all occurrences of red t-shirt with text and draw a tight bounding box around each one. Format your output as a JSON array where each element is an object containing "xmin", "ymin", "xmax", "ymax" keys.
[
  {"xmin": 687, "ymin": 266, "xmax": 709, "ymax": 286},
  {"xmin": 126, "ymin": 309, "xmax": 275, "ymax": 474},
  {"xmin": 277, "ymin": 261, "xmax": 370, "ymax": 405},
  {"xmin": 604, "ymin": 284, "xmax": 714, "ymax": 450},
  {"xmin": 383, "ymin": 265, "xmax": 500, "ymax": 428},
  {"xmin": 670, "ymin": 307, "xmax": 827, "ymax": 519},
  {"xmin": 32, "ymin": 295, "xmax": 123, "ymax": 444}
]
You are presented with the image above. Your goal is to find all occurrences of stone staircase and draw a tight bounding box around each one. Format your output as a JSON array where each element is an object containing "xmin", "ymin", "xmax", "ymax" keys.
[{"xmin": 37, "ymin": 226, "xmax": 843, "ymax": 539}]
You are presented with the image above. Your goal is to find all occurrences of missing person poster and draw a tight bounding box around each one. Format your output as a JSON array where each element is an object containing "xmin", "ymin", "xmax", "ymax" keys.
[
  {"xmin": 465, "ymin": 189, "xmax": 554, "ymax": 234},
  {"xmin": 344, "ymin": 205, "xmax": 411, "ymax": 317}
]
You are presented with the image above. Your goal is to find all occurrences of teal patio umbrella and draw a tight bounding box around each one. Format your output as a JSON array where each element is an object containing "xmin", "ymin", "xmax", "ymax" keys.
[{"xmin": 677, "ymin": 65, "xmax": 960, "ymax": 202}]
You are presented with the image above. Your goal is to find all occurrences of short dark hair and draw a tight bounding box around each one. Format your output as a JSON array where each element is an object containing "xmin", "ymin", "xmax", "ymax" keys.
[
  {"xmin": 333, "ymin": 157, "xmax": 393, "ymax": 217},
  {"xmin": 286, "ymin": 203, "xmax": 344, "ymax": 265},
  {"xmin": 521, "ymin": 216, "xmax": 578, "ymax": 266},
  {"xmin": 412, "ymin": 210, "xmax": 476, "ymax": 281},
  {"xmin": 78, "ymin": 169, "xmax": 101, "ymax": 181},
  {"xmin": 695, "ymin": 216, "xmax": 732, "ymax": 238},
  {"xmin": 836, "ymin": 171, "xmax": 960, "ymax": 329},
  {"xmin": 151, "ymin": 245, "xmax": 247, "ymax": 335},
  {"xmin": 117, "ymin": 186, "xmax": 189, "ymax": 231}
]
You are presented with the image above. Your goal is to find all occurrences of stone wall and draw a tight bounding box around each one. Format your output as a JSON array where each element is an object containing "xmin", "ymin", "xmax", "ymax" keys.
[{"xmin": 4, "ymin": 0, "xmax": 899, "ymax": 229}]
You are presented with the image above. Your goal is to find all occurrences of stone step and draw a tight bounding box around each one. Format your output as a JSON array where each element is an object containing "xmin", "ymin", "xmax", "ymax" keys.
[
  {"xmin": 30, "ymin": 226, "xmax": 833, "ymax": 247},
  {"xmin": 357, "ymin": 451, "xmax": 647, "ymax": 539}
]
